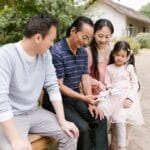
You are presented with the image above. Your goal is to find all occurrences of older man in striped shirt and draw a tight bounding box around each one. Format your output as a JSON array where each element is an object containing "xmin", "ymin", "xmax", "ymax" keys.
[{"xmin": 43, "ymin": 16, "xmax": 108, "ymax": 150}]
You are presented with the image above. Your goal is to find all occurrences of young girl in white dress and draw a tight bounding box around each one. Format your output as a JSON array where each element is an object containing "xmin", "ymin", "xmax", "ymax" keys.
[{"xmin": 98, "ymin": 41, "xmax": 144, "ymax": 150}]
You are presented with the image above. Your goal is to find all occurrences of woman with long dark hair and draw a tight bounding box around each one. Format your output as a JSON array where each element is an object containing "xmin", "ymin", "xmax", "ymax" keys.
[{"xmin": 86, "ymin": 18, "xmax": 114, "ymax": 94}]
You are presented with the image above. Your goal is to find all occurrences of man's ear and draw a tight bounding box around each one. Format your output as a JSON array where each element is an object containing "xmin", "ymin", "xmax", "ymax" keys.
[
  {"xmin": 70, "ymin": 27, "xmax": 76, "ymax": 35},
  {"xmin": 34, "ymin": 33, "xmax": 42, "ymax": 44}
]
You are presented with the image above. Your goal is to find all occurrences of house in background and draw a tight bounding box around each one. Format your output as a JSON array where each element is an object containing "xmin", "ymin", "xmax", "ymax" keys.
[{"xmin": 84, "ymin": 0, "xmax": 150, "ymax": 38}]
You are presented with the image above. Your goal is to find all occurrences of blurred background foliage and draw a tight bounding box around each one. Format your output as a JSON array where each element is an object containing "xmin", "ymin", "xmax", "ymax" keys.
[
  {"xmin": 0, "ymin": 0, "xmax": 149, "ymax": 49},
  {"xmin": 0, "ymin": 0, "xmax": 83, "ymax": 44},
  {"xmin": 139, "ymin": 3, "xmax": 150, "ymax": 19},
  {"xmin": 136, "ymin": 33, "xmax": 150, "ymax": 48}
]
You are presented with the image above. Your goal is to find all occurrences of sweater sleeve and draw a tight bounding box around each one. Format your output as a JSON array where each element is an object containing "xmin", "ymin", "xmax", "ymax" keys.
[
  {"xmin": 0, "ymin": 49, "xmax": 13, "ymax": 122},
  {"xmin": 44, "ymin": 51, "xmax": 62, "ymax": 102},
  {"xmin": 127, "ymin": 65, "xmax": 139, "ymax": 101}
]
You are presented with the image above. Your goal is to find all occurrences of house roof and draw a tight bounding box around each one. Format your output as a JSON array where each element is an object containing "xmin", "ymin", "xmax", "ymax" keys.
[{"xmin": 98, "ymin": 0, "xmax": 150, "ymax": 24}]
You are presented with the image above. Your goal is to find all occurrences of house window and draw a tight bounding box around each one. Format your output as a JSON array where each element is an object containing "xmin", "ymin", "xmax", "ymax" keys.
[{"xmin": 126, "ymin": 24, "xmax": 137, "ymax": 37}]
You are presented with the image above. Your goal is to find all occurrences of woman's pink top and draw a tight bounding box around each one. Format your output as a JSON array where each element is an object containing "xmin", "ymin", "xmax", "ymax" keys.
[{"xmin": 86, "ymin": 44, "xmax": 112, "ymax": 84}]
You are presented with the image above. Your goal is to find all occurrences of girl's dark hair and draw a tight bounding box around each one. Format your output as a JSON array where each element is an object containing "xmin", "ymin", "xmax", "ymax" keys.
[
  {"xmin": 109, "ymin": 41, "xmax": 135, "ymax": 66},
  {"xmin": 66, "ymin": 16, "xmax": 93, "ymax": 37},
  {"xmin": 90, "ymin": 19, "xmax": 114, "ymax": 80},
  {"xmin": 24, "ymin": 13, "xmax": 58, "ymax": 38}
]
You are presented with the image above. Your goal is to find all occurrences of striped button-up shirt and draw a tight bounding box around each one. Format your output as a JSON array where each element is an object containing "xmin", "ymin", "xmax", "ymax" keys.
[{"xmin": 51, "ymin": 38, "xmax": 88, "ymax": 92}]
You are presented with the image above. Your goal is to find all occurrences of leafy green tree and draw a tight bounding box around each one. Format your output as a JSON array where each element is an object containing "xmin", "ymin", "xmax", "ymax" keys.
[
  {"xmin": 139, "ymin": 3, "xmax": 150, "ymax": 19},
  {"xmin": 0, "ymin": 0, "xmax": 83, "ymax": 44}
]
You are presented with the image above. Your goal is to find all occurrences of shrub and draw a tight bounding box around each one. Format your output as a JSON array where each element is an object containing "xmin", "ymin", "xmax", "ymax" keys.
[{"xmin": 136, "ymin": 33, "xmax": 150, "ymax": 48}]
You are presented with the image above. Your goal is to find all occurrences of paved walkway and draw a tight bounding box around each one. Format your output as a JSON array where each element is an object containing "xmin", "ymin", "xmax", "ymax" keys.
[{"xmin": 128, "ymin": 49, "xmax": 150, "ymax": 150}]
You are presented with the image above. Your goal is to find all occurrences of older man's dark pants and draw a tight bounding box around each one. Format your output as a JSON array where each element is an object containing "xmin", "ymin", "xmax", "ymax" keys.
[{"xmin": 43, "ymin": 93, "xmax": 108, "ymax": 150}]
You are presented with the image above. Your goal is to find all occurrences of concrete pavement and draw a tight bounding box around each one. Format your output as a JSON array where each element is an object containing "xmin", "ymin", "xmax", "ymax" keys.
[{"xmin": 128, "ymin": 49, "xmax": 150, "ymax": 150}]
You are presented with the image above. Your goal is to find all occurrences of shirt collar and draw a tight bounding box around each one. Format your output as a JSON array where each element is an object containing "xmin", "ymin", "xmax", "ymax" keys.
[{"xmin": 62, "ymin": 38, "xmax": 83, "ymax": 55}]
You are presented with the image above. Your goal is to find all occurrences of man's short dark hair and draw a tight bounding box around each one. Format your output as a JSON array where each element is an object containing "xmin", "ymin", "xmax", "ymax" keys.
[
  {"xmin": 24, "ymin": 13, "xmax": 58, "ymax": 38},
  {"xmin": 66, "ymin": 16, "xmax": 93, "ymax": 37}
]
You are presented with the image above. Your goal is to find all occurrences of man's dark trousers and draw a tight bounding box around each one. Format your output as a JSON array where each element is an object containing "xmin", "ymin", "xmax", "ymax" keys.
[{"xmin": 42, "ymin": 92, "xmax": 108, "ymax": 150}]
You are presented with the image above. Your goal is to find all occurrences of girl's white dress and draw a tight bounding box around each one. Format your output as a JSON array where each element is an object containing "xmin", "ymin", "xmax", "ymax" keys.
[{"xmin": 98, "ymin": 64, "xmax": 144, "ymax": 125}]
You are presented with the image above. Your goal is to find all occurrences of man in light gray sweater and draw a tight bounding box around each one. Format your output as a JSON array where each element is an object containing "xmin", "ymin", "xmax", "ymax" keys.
[{"xmin": 0, "ymin": 13, "xmax": 79, "ymax": 150}]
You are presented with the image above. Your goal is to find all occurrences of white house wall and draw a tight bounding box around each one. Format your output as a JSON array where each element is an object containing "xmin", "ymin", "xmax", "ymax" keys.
[{"xmin": 85, "ymin": 2, "xmax": 127, "ymax": 38}]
